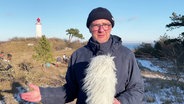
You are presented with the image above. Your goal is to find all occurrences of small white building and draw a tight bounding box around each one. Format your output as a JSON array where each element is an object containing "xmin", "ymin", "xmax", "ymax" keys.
[{"xmin": 36, "ymin": 18, "xmax": 43, "ymax": 38}]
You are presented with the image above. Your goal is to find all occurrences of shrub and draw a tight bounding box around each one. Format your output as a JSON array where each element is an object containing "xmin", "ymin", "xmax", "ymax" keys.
[{"xmin": 33, "ymin": 35, "xmax": 54, "ymax": 64}]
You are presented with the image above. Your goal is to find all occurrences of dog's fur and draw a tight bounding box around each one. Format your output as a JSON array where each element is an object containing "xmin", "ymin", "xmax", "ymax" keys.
[{"xmin": 83, "ymin": 54, "xmax": 117, "ymax": 104}]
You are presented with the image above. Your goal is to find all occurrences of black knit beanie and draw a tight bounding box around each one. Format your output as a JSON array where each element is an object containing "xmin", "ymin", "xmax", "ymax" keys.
[{"xmin": 86, "ymin": 7, "xmax": 114, "ymax": 28}]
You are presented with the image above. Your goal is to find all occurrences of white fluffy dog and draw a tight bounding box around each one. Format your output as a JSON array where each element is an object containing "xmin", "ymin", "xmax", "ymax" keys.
[{"xmin": 83, "ymin": 54, "xmax": 117, "ymax": 104}]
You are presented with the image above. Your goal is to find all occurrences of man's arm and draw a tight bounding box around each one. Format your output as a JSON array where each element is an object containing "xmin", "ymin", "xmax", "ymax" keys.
[{"xmin": 116, "ymin": 53, "xmax": 144, "ymax": 104}]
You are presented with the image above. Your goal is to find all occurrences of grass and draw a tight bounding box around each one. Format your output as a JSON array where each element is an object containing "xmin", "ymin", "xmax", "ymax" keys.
[
  {"xmin": 0, "ymin": 37, "xmax": 85, "ymax": 104},
  {"xmin": 2, "ymin": 37, "xmax": 183, "ymax": 104},
  {"xmin": 143, "ymin": 77, "xmax": 184, "ymax": 103}
]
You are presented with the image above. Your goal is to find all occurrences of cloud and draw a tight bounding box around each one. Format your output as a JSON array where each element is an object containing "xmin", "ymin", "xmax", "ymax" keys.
[
  {"xmin": 3, "ymin": 12, "xmax": 15, "ymax": 17},
  {"xmin": 116, "ymin": 16, "xmax": 139, "ymax": 23},
  {"xmin": 127, "ymin": 16, "xmax": 138, "ymax": 22}
]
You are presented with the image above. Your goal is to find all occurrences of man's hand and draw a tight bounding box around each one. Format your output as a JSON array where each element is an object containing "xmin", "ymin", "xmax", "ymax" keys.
[
  {"xmin": 114, "ymin": 98, "xmax": 121, "ymax": 104},
  {"xmin": 20, "ymin": 84, "xmax": 41, "ymax": 102}
]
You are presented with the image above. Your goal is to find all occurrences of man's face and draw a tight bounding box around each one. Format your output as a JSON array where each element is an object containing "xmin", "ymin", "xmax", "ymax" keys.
[{"xmin": 89, "ymin": 19, "xmax": 112, "ymax": 43}]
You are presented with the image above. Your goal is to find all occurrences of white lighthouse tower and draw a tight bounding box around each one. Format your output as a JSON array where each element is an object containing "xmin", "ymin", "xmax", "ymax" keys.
[{"xmin": 36, "ymin": 18, "xmax": 43, "ymax": 38}]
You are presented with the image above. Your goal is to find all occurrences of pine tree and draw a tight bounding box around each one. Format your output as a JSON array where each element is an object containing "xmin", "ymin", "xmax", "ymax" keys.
[{"xmin": 33, "ymin": 35, "xmax": 54, "ymax": 64}]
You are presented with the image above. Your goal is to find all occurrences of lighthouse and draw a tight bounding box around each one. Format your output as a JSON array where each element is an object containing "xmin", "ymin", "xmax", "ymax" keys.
[{"xmin": 36, "ymin": 18, "xmax": 43, "ymax": 38}]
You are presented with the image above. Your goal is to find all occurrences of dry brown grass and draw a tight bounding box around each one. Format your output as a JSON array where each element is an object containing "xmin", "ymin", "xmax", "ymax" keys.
[{"xmin": 0, "ymin": 38, "xmax": 85, "ymax": 104}]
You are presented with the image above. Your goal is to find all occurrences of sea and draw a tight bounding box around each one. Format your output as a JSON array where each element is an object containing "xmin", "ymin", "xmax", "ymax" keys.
[{"xmin": 123, "ymin": 43, "xmax": 141, "ymax": 51}]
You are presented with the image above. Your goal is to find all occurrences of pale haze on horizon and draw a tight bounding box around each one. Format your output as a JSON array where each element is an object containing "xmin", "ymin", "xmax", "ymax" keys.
[{"xmin": 0, "ymin": 0, "xmax": 184, "ymax": 43}]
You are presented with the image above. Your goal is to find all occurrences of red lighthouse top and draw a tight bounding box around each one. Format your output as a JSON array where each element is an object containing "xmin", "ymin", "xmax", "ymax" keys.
[{"xmin": 37, "ymin": 18, "xmax": 40, "ymax": 22}]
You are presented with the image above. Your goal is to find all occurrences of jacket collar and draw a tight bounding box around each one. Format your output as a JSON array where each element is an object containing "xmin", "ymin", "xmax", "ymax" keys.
[{"xmin": 87, "ymin": 35, "xmax": 122, "ymax": 55}]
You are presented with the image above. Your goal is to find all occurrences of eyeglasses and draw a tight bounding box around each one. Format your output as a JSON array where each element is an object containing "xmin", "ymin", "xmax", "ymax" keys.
[{"xmin": 90, "ymin": 23, "xmax": 112, "ymax": 31}]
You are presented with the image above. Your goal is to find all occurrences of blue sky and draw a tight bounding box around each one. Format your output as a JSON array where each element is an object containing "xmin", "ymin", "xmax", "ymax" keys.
[{"xmin": 0, "ymin": 0, "xmax": 183, "ymax": 43}]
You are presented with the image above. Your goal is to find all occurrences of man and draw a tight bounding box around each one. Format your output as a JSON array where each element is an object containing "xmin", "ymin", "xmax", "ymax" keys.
[
  {"xmin": 62, "ymin": 54, "xmax": 68, "ymax": 64},
  {"xmin": 21, "ymin": 7, "xmax": 144, "ymax": 104},
  {"xmin": 0, "ymin": 51, "xmax": 5, "ymax": 60}
]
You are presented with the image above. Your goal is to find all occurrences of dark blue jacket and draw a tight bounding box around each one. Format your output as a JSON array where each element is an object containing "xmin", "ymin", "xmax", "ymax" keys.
[{"xmin": 40, "ymin": 35, "xmax": 144, "ymax": 104}]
